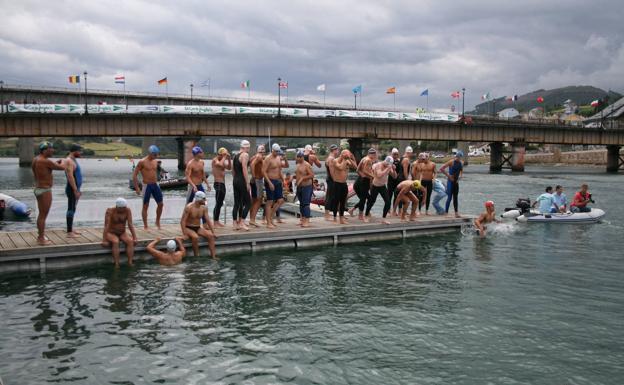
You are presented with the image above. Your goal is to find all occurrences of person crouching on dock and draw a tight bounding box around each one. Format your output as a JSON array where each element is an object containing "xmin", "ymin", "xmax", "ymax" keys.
[
  {"xmin": 180, "ymin": 191, "xmax": 218, "ymax": 259},
  {"xmin": 393, "ymin": 180, "xmax": 427, "ymax": 222},
  {"xmin": 102, "ymin": 198, "xmax": 138, "ymax": 268}
]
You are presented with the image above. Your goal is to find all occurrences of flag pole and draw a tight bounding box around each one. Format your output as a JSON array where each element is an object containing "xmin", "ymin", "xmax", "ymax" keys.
[
  {"xmin": 393, "ymin": 92, "xmax": 396, "ymax": 112},
  {"xmin": 166, "ymin": 82, "xmax": 169, "ymax": 104},
  {"xmin": 124, "ymin": 81, "xmax": 127, "ymax": 110},
  {"xmin": 323, "ymin": 89, "xmax": 326, "ymax": 106}
]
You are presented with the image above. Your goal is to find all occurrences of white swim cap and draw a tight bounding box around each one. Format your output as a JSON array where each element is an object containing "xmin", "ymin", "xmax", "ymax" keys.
[
  {"xmin": 194, "ymin": 191, "xmax": 207, "ymax": 201},
  {"xmin": 166, "ymin": 239, "xmax": 176, "ymax": 251},
  {"xmin": 240, "ymin": 140, "xmax": 250, "ymax": 148},
  {"xmin": 391, "ymin": 148, "xmax": 399, "ymax": 154},
  {"xmin": 385, "ymin": 156, "xmax": 393, "ymax": 165},
  {"xmin": 272, "ymin": 143, "xmax": 281, "ymax": 152},
  {"xmin": 405, "ymin": 146, "xmax": 413, "ymax": 153},
  {"xmin": 115, "ymin": 197, "xmax": 127, "ymax": 208},
  {"xmin": 304, "ymin": 144, "xmax": 313, "ymax": 151}
]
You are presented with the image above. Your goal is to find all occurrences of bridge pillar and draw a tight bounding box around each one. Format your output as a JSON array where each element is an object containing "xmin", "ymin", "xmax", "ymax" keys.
[
  {"xmin": 606, "ymin": 145, "xmax": 622, "ymax": 173},
  {"xmin": 176, "ymin": 137, "xmax": 201, "ymax": 171},
  {"xmin": 18, "ymin": 137, "xmax": 34, "ymax": 167},
  {"xmin": 511, "ymin": 142, "xmax": 526, "ymax": 172},
  {"xmin": 457, "ymin": 142, "xmax": 470, "ymax": 166},
  {"xmin": 489, "ymin": 142, "xmax": 504, "ymax": 173}
]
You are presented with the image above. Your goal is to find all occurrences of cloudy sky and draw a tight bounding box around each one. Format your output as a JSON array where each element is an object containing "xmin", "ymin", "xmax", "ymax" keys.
[{"xmin": 1, "ymin": 0, "xmax": 623, "ymax": 110}]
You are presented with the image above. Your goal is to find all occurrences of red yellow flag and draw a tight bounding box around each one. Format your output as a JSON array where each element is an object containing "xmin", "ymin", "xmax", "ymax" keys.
[{"xmin": 386, "ymin": 87, "xmax": 396, "ymax": 94}]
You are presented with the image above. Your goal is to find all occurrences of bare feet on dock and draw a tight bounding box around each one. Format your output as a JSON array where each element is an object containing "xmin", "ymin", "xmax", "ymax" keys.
[
  {"xmin": 455, "ymin": 213, "xmax": 462, "ymax": 218},
  {"xmin": 267, "ymin": 224, "xmax": 276, "ymax": 229},
  {"xmin": 37, "ymin": 237, "xmax": 53, "ymax": 246},
  {"xmin": 381, "ymin": 220, "xmax": 391, "ymax": 225},
  {"xmin": 240, "ymin": 223, "xmax": 249, "ymax": 231},
  {"xmin": 214, "ymin": 221, "xmax": 224, "ymax": 228},
  {"xmin": 67, "ymin": 231, "xmax": 81, "ymax": 238},
  {"xmin": 339, "ymin": 218, "xmax": 348, "ymax": 225},
  {"xmin": 249, "ymin": 221, "xmax": 259, "ymax": 228},
  {"xmin": 348, "ymin": 208, "xmax": 355, "ymax": 217}
]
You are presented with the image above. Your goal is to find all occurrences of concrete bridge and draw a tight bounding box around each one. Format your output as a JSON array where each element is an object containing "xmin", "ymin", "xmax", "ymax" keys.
[{"xmin": 1, "ymin": 111, "xmax": 623, "ymax": 172}]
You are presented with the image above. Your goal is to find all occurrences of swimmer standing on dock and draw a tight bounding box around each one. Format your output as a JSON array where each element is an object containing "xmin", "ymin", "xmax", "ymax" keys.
[
  {"xmin": 132, "ymin": 145, "xmax": 164, "ymax": 230},
  {"xmin": 262, "ymin": 143, "xmax": 287, "ymax": 229},
  {"xmin": 349, "ymin": 148, "xmax": 377, "ymax": 220},
  {"xmin": 249, "ymin": 145, "xmax": 266, "ymax": 227},
  {"xmin": 232, "ymin": 140, "xmax": 251, "ymax": 231},
  {"xmin": 366, "ymin": 156, "xmax": 397, "ymax": 224},
  {"xmin": 185, "ymin": 145, "xmax": 210, "ymax": 203},
  {"xmin": 323, "ymin": 144, "xmax": 339, "ymax": 221},
  {"xmin": 332, "ymin": 150, "xmax": 357, "ymax": 224},
  {"xmin": 211, "ymin": 147, "xmax": 231, "ymax": 227},
  {"xmin": 295, "ymin": 151, "xmax": 315, "ymax": 227},
  {"xmin": 64, "ymin": 144, "xmax": 83, "ymax": 238},
  {"xmin": 32, "ymin": 141, "xmax": 66, "ymax": 245}
]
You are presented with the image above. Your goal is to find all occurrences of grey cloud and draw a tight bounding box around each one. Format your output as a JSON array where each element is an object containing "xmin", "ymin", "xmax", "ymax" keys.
[{"xmin": 0, "ymin": 0, "xmax": 622, "ymax": 111}]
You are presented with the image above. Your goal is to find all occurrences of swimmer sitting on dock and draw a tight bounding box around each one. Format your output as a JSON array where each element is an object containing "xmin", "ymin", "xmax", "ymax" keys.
[
  {"xmin": 180, "ymin": 191, "xmax": 218, "ymax": 259},
  {"xmin": 102, "ymin": 198, "xmax": 138, "ymax": 268}
]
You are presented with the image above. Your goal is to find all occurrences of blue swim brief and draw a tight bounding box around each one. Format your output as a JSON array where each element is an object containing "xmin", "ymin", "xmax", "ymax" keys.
[{"xmin": 143, "ymin": 183, "xmax": 163, "ymax": 205}]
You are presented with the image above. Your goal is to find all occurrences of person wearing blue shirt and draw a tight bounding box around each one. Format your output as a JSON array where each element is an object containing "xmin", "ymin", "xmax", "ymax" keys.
[
  {"xmin": 552, "ymin": 185, "xmax": 568, "ymax": 213},
  {"xmin": 532, "ymin": 186, "xmax": 559, "ymax": 214}
]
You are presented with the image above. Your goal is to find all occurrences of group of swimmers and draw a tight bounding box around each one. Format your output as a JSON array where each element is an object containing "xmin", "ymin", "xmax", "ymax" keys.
[{"xmin": 30, "ymin": 140, "xmax": 468, "ymax": 266}]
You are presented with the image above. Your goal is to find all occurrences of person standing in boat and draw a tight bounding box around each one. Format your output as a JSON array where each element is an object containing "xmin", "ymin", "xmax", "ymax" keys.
[
  {"xmin": 211, "ymin": 147, "xmax": 231, "ymax": 227},
  {"xmin": 32, "ymin": 141, "xmax": 67, "ymax": 245},
  {"xmin": 64, "ymin": 143, "xmax": 83, "ymax": 238},
  {"xmin": 323, "ymin": 144, "xmax": 340, "ymax": 221},
  {"xmin": 232, "ymin": 140, "xmax": 251, "ymax": 231},
  {"xmin": 132, "ymin": 145, "xmax": 164, "ymax": 230},
  {"xmin": 332, "ymin": 150, "xmax": 357, "ymax": 224},
  {"xmin": 185, "ymin": 145, "xmax": 211, "ymax": 203},
  {"xmin": 440, "ymin": 150, "xmax": 464, "ymax": 217},
  {"xmin": 102, "ymin": 198, "xmax": 138, "ymax": 268}
]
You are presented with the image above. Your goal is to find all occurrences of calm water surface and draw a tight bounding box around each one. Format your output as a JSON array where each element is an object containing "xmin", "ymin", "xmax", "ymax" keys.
[{"xmin": 1, "ymin": 157, "xmax": 623, "ymax": 384}]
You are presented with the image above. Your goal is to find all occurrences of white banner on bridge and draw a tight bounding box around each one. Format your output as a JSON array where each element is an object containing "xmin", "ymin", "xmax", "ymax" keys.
[{"xmin": 6, "ymin": 104, "xmax": 459, "ymax": 122}]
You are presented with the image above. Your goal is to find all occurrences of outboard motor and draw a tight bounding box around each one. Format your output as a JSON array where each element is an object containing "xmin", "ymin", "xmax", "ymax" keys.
[{"xmin": 516, "ymin": 198, "xmax": 531, "ymax": 214}]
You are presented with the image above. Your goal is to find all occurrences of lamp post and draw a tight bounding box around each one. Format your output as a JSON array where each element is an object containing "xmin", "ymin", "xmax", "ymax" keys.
[
  {"xmin": 0, "ymin": 80, "xmax": 4, "ymax": 114},
  {"xmin": 461, "ymin": 87, "xmax": 465, "ymax": 119},
  {"xmin": 277, "ymin": 77, "xmax": 281, "ymax": 118},
  {"xmin": 83, "ymin": 71, "xmax": 88, "ymax": 115},
  {"xmin": 190, "ymin": 83, "xmax": 194, "ymax": 101}
]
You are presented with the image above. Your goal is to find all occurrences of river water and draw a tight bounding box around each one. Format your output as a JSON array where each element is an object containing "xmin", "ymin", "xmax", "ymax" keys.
[{"xmin": 1, "ymin": 157, "xmax": 623, "ymax": 384}]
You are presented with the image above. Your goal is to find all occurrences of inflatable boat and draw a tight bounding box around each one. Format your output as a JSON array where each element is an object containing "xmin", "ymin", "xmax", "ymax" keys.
[
  {"xmin": 0, "ymin": 193, "xmax": 32, "ymax": 219},
  {"xmin": 501, "ymin": 198, "xmax": 605, "ymax": 224}
]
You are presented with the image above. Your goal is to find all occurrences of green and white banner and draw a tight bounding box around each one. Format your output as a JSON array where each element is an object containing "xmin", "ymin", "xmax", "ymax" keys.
[{"xmin": 7, "ymin": 104, "xmax": 459, "ymax": 122}]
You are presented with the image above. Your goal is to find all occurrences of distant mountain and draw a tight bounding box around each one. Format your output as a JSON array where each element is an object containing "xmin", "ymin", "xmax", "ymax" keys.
[{"xmin": 471, "ymin": 86, "xmax": 622, "ymax": 115}]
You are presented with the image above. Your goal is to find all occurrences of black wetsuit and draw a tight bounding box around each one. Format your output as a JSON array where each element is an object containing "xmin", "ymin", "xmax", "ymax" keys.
[
  {"xmin": 388, "ymin": 157, "xmax": 403, "ymax": 207},
  {"xmin": 333, "ymin": 182, "xmax": 348, "ymax": 218},
  {"xmin": 213, "ymin": 182, "xmax": 226, "ymax": 221},
  {"xmin": 325, "ymin": 158, "xmax": 335, "ymax": 212},
  {"xmin": 232, "ymin": 153, "xmax": 250, "ymax": 221}
]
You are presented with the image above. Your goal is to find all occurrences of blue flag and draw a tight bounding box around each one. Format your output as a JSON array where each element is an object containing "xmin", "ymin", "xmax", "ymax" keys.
[
  {"xmin": 352, "ymin": 85, "xmax": 362, "ymax": 94},
  {"xmin": 420, "ymin": 89, "xmax": 429, "ymax": 96}
]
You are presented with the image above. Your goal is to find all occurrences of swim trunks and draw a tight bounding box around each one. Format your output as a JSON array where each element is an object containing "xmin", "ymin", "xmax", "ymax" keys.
[
  {"xmin": 143, "ymin": 183, "xmax": 163, "ymax": 205},
  {"xmin": 33, "ymin": 187, "xmax": 52, "ymax": 197},
  {"xmin": 265, "ymin": 179, "xmax": 283, "ymax": 201},
  {"xmin": 186, "ymin": 225, "xmax": 201, "ymax": 232},
  {"xmin": 250, "ymin": 178, "xmax": 264, "ymax": 199}
]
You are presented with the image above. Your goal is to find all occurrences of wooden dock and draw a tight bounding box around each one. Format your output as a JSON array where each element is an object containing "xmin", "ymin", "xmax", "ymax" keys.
[{"xmin": 0, "ymin": 212, "xmax": 471, "ymax": 275}]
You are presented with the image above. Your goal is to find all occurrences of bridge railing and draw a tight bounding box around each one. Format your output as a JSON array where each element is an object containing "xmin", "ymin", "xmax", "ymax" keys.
[{"xmin": 1, "ymin": 83, "xmax": 403, "ymax": 112}]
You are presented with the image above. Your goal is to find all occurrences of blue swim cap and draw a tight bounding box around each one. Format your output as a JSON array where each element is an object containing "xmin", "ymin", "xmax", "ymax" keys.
[
  {"xmin": 296, "ymin": 151, "xmax": 304, "ymax": 158},
  {"xmin": 148, "ymin": 145, "xmax": 160, "ymax": 154},
  {"xmin": 192, "ymin": 146, "xmax": 203, "ymax": 155},
  {"xmin": 455, "ymin": 150, "xmax": 464, "ymax": 158}
]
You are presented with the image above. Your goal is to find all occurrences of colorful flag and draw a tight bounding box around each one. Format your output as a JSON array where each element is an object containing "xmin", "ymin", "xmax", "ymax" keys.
[
  {"xmin": 158, "ymin": 77, "xmax": 167, "ymax": 85},
  {"xmin": 68, "ymin": 75, "xmax": 80, "ymax": 84},
  {"xmin": 590, "ymin": 99, "xmax": 600, "ymax": 107},
  {"xmin": 536, "ymin": 96, "xmax": 544, "ymax": 103},
  {"xmin": 353, "ymin": 85, "xmax": 362, "ymax": 94},
  {"xmin": 451, "ymin": 91, "xmax": 460, "ymax": 98},
  {"xmin": 316, "ymin": 84, "xmax": 326, "ymax": 92},
  {"xmin": 279, "ymin": 81, "xmax": 288, "ymax": 89},
  {"xmin": 386, "ymin": 87, "xmax": 396, "ymax": 94},
  {"xmin": 420, "ymin": 89, "xmax": 429, "ymax": 96},
  {"xmin": 506, "ymin": 94, "xmax": 518, "ymax": 101},
  {"xmin": 200, "ymin": 80, "xmax": 210, "ymax": 87},
  {"xmin": 241, "ymin": 80, "xmax": 250, "ymax": 89},
  {"xmin": 115, "ymin": 75, "xmax": 125, "ymax": 84},
  {"xmin": 481, "ymin": 92, "xmax": 490, "ymax": 100}
]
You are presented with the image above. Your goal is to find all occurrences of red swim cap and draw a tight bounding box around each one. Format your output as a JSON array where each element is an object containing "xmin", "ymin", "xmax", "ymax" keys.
[{"xmin": 485, "ymin": 200, "xmax": 494, "ymax": 209}]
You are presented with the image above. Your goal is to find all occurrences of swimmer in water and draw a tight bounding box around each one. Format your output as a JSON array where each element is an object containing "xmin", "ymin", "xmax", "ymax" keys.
[
  {"xmin": 473, "ymin": 200, "xmax": 500, "ymax": 238},
  {"xmin": 146, "ymin": 237, "xmax": 186, "ymax": 266}
]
